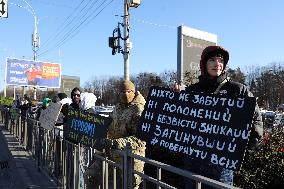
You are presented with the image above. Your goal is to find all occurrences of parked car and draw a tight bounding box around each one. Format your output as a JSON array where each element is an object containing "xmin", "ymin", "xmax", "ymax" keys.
[
  {"xmin": 264, "ymin": 110, "xmax": 276, "ymax": 117},
  {"xmin": 262, "ymin": 112, "xmax": 284, "ymax": 144},
  {"xmin": 263, "ymin": 111, "xmax": 276, "ymax": 132}
]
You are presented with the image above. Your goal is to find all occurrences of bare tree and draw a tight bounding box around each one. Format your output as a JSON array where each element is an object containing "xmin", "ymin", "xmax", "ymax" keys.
[
  {"xmin": 159, "ymin": 70, "xmax": 177, "ymax": 87},
  {"xmin": 133, "ymin": 72, "xmax": 163, "ymax": 98},
  {"xmin": 227, "ymin": 67, "xmax": 246, "ymax": 84}
]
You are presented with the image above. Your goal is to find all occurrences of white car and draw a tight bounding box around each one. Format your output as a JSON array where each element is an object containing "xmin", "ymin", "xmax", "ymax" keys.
[
  {"xmin": 94, "ymin": 106, "xmax": 114, "ymax": 117},
  {"xmin": 265, "ymin": 111, "xmax": 276, "ymax": 117}
]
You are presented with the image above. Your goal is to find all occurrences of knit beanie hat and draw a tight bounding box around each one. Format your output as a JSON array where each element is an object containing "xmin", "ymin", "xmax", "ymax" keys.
[
  {"xmin": 120, "ymin": 80, "xmax": 135, "ymax": 92},
  {"xmin": 42, "ymin": 97, "xmax": 51, "ymax": 107},
  {"xmin": 200, "ymin": 46, "xmax": 229, "ymax": 77}
]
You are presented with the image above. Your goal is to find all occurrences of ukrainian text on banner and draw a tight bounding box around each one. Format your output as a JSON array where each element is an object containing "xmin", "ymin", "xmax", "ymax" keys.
[
  {"xmin": 137, "ymin": 86, "xmax": 256, "ymax": 171},
  {"xmin": 64, "ymin": 108, "xmax": 112, "ymax": 147},
  {"xmin": 5, "ymin": 58, "xmax": 61, "ymax": 88}
]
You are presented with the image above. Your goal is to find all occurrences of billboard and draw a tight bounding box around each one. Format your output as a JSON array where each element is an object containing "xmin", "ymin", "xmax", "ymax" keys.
[
  {"xmin": 60, "ymin": 75, "xmax": 80, "ymax": 97},
  {"xmin": 177, "ymin": 26, "xmax": 217, "ymax": 85},
  {"xmin": 5, "ymin": 58, "xmax": 61, "ymax": 88}
]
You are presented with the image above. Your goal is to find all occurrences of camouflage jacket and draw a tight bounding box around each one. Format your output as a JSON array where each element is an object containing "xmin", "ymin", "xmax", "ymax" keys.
[{"xmin": 107, "ymin": 91, "xmax": 146, "ymax": 151}]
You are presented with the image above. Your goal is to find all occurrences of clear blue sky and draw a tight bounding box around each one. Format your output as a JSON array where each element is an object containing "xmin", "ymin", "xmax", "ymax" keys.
[{"xmin": 1, "ymin": 0, "xmax": 284, "ymax": 91}]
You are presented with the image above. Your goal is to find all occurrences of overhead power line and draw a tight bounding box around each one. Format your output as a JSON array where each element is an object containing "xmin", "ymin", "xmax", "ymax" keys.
[
  {"xmin": 132, "ymin": 18, "xmax": 176, "ymax": 29},
  {"xmin": 39, "ymin": 0, "xmax": 90, "ymax": 49},
  {"xmin": 29, "ymin": 0, "xmax": 75, "ymax": 9},
  {"xmin": 38, "ymin": 0, "xmax": 114, "ymax": 58}
]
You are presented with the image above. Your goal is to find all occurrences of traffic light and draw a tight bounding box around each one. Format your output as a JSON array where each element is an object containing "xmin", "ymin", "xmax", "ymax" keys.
[
  {"xmin": 109, "ymin": 37, "xmax": 120, "ymax": 55},
  {"xmin": 109, "ymin": 37, "xmax": 119, "ymax": 49}
]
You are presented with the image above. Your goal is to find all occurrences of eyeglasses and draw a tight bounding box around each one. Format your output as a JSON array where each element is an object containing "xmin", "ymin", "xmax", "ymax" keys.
[{"xmin": 73, "ymin": 93, "xmax": 80, "ymax": 97}]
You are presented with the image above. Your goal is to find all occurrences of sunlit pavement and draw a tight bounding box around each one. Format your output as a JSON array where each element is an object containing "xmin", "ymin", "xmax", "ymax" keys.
[{"xmin": 0, "ymin": 124, "xmax": 58, "ymax": 189}]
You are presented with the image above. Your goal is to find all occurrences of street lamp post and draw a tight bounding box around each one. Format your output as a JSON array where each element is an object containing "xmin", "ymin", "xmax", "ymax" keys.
[
  {"xmin": 109, "ymin": 0, "xmax": 141, "ymax": 80},
  {"xmin": 22, "ymin": 0, "xmax": 39, "ymax": 100},
  {"xmin": 19, "ymin": 0, "xmax": 40, "ymax": 60},
  {"xmin": 123, "ymin": 0, "xmax": 130, "ymax": 81},
  {"xmin": 123, "ymin": 0, "xmax": 141, "ymax": 80},
  {"xmin": 12, "ymin": 0, "xmax": 39, "ymax": 99},
  {"xmin": 32, "ymin": 15, "xmax": 40, "ymax": 61}
]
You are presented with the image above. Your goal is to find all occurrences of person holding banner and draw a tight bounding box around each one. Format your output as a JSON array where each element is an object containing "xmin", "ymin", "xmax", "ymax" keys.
[
  {"xmin": 70, "ymin": 87, "xmax": 82, "ymax": 110},
  {"xmin": 175, "ymin": 45, "xmax": 263, "ymax": 187},
  {"xmin": 63, "ymin": 87, "xmax": 82, "ymax": 188},
  {"xmin": 61, "ymin": 87, "xmax": 82, "ymax": 120},
  {"xmin": 104, "ymin": 80, "xmax": 146, "ymax": 189},
  {"xmin": 78, "ymin": 92, "xmax": 98, "ymax": 189}
]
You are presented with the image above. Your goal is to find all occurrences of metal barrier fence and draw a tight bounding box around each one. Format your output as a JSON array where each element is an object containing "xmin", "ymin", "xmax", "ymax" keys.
[{"xmin": 0, "ymin": 108, "xmax": 240, "ymax": 189}]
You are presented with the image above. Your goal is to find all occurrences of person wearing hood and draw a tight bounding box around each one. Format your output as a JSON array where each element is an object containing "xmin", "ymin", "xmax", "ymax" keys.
[
  {"xmin": 79, "ymin": 92, "xmax": 97, "ymax": 113},
  {"xmin": 175, "ymin": 45, "xmax": 263, "ymax": 187},
  {"xmin": 104, "ymin": 80, "xmax": 146, "ymax": 189},
  {"xmin": 54, "ymin": 93, "xmax": 72, "ymax": 125}
]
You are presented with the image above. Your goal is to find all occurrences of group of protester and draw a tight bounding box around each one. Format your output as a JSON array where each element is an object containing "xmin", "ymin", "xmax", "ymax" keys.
[
  {"xmin": 16, "ymin": 45, "xmax": 263, "ymax": 189},
  {"xmin": 109, "ymin": 45, "xmax": 262, "ymax": 189},
  {"xmin": 93, "ymin": 46, "xmax": 262, "ymax": 189}
]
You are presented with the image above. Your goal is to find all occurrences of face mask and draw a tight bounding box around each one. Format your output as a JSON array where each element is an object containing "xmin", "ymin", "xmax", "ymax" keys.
[{"xmin": 120, "ymin": 92, "xmax": 135, "ymax": 104}]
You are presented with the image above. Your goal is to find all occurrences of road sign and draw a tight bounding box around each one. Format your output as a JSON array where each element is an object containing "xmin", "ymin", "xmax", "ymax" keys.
[{"xmin": 0, "ymin": 0, "xmax": 8, "ymax": 18}]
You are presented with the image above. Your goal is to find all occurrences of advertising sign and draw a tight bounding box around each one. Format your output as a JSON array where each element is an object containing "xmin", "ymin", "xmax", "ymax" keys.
[
  {"xmin": 5, "ymin": 58, "xmax": 61, "ymax": 88},
  {"xmin": 137, "ymin": 86, "xmax": 256, "ymax": 171},
  {"xmin": 177, "ymin": 26, "xmax": 217, "ymax": 85}
]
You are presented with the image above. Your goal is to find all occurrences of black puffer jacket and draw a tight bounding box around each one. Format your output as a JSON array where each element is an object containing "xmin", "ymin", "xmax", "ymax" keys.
[{"xmin": 186, "ymin": 74, "xmax": 263, "ymax": 151}]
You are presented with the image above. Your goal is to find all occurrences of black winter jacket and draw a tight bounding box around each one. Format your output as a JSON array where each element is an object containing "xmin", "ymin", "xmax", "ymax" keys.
[{"xmin": 186, "ymin": 75, "xmax": 263, "ymax": 151}]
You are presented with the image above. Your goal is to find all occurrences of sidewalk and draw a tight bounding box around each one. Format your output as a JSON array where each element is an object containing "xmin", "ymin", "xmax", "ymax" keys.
[{"xmin": 0, "ymin": 124, "xmax": 58, "ymax": 189}]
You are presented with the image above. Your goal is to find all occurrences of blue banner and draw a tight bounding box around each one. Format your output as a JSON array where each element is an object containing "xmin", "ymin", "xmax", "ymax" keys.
[{"xmin": 64, "ymin": 108, "xmax": 113, "ymax": 147}]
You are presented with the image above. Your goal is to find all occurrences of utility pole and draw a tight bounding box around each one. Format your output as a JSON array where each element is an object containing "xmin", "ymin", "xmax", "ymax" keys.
[
  {"xmin": 32, "ymin": 15, "xmax": 39, "ymax": 100},
  {"xmin": 109, "ymin": 0, "xmax": 141, "ymax": 81},
  {"xmin": 22, "ymin": 0, "xmax": 40, "ymax": 100},
  {"xmin": 32, "ymin": 15, "xmax": 39, "ymax": 61},
  {"xmin": 123, "ymin": 0, "xmax": 130, "ymax": 80}
]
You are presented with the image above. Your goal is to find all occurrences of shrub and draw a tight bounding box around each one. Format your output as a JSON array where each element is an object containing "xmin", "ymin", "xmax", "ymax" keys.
[
  {"xmin": 0, "ymin": 96, "xmax": 14, "ymax": 107},
  {"xmin": 235, "ymin": 126, "xmax": 284, "ymax": 189}
]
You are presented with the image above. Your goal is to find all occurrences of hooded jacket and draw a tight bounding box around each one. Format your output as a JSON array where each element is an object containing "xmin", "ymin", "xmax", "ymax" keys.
[
  {"xmin": 186, "ymin": 75, "xmax": 263, "ymax": 150},
  {"xmin": 187, "ymin": 46, "xmax": 263, "ymax": 150},
  {"xmin": 80, "ymin": 92, "xmax": 97, "ymax": 113}
]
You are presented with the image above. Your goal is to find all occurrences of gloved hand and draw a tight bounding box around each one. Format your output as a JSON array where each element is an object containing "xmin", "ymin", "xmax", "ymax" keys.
[
  {"xmin": 102, "ymin": 138, "xmax": 114, "ymax": 149},
  {"xmin": 247, "ymin": 138, "xmax": 260, "ymax": 154}
]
